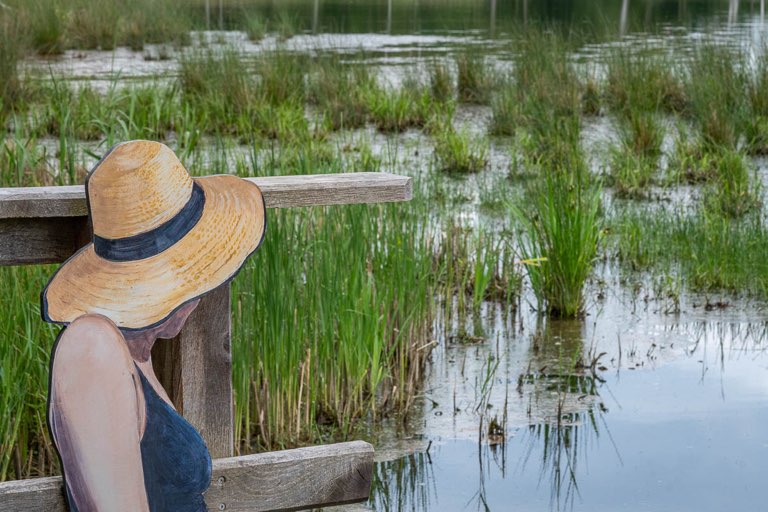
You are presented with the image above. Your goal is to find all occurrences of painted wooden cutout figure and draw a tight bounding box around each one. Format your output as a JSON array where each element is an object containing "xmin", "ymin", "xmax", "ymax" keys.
[{"xmin": 41, "ymin": 141, "xmax": 266, "ymax": 511}]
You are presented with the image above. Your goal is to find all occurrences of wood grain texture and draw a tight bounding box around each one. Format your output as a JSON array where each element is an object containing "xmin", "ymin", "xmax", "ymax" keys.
[
  {"xmin": 154, "ymin": 285, "xmax": 234, "ymax": 459},
  {"xmin": 0, "ymin": 441, "xmax": 374, "ymax": 512},
  {"xmin": 0, "ymin": 173, "xmax": 411, "ymax": 265},
  {"xmin": 0, "ymin": 217, "xmax": 89, "ymax": 265},
  {"xmin": 0, "ymin": 173, "xmax": 412, "ymax": 219}
]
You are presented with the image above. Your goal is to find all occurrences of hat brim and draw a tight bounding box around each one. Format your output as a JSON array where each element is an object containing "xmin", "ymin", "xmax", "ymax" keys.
[{"xmin": 41, "ymin": 175, "xmax": 266, "ymax": 330}]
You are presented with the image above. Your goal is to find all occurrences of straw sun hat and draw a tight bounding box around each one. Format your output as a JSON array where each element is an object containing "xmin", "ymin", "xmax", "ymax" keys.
[{"xmin": 41, "ymin": 140, "xmax": 266, "ymax": 331}]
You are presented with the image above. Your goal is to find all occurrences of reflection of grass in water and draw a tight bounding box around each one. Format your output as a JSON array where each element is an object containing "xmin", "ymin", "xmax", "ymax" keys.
[
  {"xmin": 370, "ymin": 452, "xmax": 435, "ymax": 512},
  {"xmin": 521, "ymin": 321, "xmax": 612, "ymax": 511}
]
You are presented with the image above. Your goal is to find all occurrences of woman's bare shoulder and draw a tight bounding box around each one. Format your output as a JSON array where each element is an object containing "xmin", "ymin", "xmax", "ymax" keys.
[{"xmin": 52, "ymin": 314, "xmax": 136, "ymax": 383}]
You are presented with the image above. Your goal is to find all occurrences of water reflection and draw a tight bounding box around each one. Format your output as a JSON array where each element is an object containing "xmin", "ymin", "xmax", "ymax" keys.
[
  {"xmin": 366, "ymin": 286, "xmax": 768, "ymax": 511},
  {"xmin": 371, "ymin": 452, "xmax": 436, "ymax": 512}
]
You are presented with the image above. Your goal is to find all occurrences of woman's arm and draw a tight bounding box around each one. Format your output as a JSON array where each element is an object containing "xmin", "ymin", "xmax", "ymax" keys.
[{"xmin": 49, "ymin": 314, "xmax": 150, "ymax": 512}]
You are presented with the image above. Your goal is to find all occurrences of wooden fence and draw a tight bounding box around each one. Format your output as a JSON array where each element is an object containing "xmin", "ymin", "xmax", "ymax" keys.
[{"xmin": 0, "ymin": 172, "xmax": 413, "ymax": 511}]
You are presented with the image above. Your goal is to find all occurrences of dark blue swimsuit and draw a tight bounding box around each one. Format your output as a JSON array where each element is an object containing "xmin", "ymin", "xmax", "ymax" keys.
[{"xmin": 63, "ymin": 367, "xmax": 212, "ymax": 511}]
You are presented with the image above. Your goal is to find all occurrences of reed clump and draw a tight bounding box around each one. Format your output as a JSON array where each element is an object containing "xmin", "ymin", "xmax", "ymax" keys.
[
  {"xmin": 456, "ymin": 51, "xmax": 496, "ymax": 104},
  {"xmin": 605, "ymin": 48, "xmax": 686, "ymax": 115},
  {"xmin": 179, "ymin": 49, "xmax": 256, "ymax": 130},
  {"xmin": 515, "ymin": 28, "xmax": 582, "ymax": 119},
  {"xmin": 701, "ymin": 149, "xmax": 761, "ymax": 219},
  {"xmin": 512, "ymin": 161, "xmax": 603, "ymax": 318},
  {"xmin": 433, "ymin": 127, "xmax": 488, "ymax": 174},
  {"xmin": 365, "ymin": 87, "xmax": 433, "ymax": 133},
  {"xmin": 608, "ymin": 112, "xmax": 663, "ymax": 197},
  {"xmin": 744, "ymin": 50, "xmax": 768, "ymax": 154},
  {"xmin": 510, "ymin": 28, "xmax": 585, "ymax": 171},
  {"xmin": 308, "ymin": 56, "xmax": 376, "ymax": 130},
  {"xmin": 0, "ymin": 265, "xmax": 60, "ymax": 481},
  {"xmin": 428, "ymin": 61, "xmax": 455, "ymax": 103},
  {"xmin": 232, "ymin": 200, "xmax": 436, "ymax": 448},
  {"xmin": 684, "ymin": 43, "xmax": 748, "ymax": 150},
  {"xmin": 489, "ymin": 81, "xmax": 519, "ymax": 136},
  {"xmin": 437, "ymin": 221, "xmax": 522, "ymax": 321}
]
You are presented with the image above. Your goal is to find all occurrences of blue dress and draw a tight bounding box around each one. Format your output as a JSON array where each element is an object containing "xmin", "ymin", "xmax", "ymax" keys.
[{"xmin": 61, "ymin": 366, "xmax": 212, "ymax": 511}]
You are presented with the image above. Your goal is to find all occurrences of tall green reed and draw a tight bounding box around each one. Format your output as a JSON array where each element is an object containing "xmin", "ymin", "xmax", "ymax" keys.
[{"xmin": 512, "ymin": 162, "xmax": 602, "ymax": 318}]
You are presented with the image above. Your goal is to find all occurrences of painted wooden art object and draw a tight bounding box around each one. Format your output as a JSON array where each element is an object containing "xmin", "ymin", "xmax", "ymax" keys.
[{"xmin": 42, "ymin": 140, "xmax": 266, "ymax": 512}]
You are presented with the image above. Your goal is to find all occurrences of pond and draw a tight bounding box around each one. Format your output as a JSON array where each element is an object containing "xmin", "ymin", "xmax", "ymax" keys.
[{"xmin": 12, "ymin": 1, "xmax": 768, "ymax": 511}]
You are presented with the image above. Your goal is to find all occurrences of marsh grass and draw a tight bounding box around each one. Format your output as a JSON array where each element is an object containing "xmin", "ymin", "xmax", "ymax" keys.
[
  {"xmin": 25, "ymin": 0, "xmax": 66, "ymax": 56},
  {"xmin": 366, "ymin": 87, "xmax": 433, "ymax": 133},
  {"xmin": 685, "ymin": 43, "xmax": 748, "ymax": 150},
  {"xmin": 581, "ymin": 78, "xmax": 602, "ymax": 116},
  {"xmin": 15, "ymin": 0, "xmax": 190, "ymax": 52},
  {"xmin": 0, "ymin": 15, "xmax": 23, "ymax": 114},
  {"xmin": 519, "ymin": 107, "xmax": 583, "ymax": 170},
  {"xmin": 456, "ymin": 51, "xmax": 496, "ymax": 104},
  {"xmin": 489, "ymin": 81, "xmax": 519, "ymax": 136},
  {"xmin": 244, "ymin": 12, "xmax": 267, "ymax": 41},
  {"xmin": 612, "ymin": 207, "xmax": 768, "ymax": 297},
  {"xmin": 428, "ymin": 61, "xmax": 455, "ymax": 103},
  {"xmin": 507, "ymin": 29, "xmax": 585, "ymax": 172},
  {"xmin": 0, "ymin": 266, "xmax": 60, "ymax": 480},
  {"xmin": 667, "ymin": 128, "xmax": 719, "ymax": 184},
  {"xmin": 233, "ymin": 202, "xmax": 435, "ymax": 448},
  {"xmin": 515, "ymin": 28, "xmax": 582, "ymax": 119},
  {"xmin": 745, "ymin": 50, "xmax": 768, "ymax": 154},
  {"xmin": 179, "ymin": 49, "xmax": 255, "ymax": 131},
  {"xmin": 308, "ymin": 56, "xmax": 376, "ymax": 130},
  {"xmin": 608, "ymin": 112, "xmax": 663, "ymax": 197},
  {"xmin": 512, "ymin": 165, "xmax": 602, "ymax": 318},
  {"xmin": 433, "ymin": 127, "xmax": 488, "ymax": 174},
  {"xmin": 701, "ymin": 149, "xmax": 761, "ymax": 219},
  {"xmin": 605, "ymin": 48, "xmax": 686, "ymax": 115},
  {"xmin": 256, "ymin": 50, "xmax": 307, "ymax": 105},
  {"xmin": 437, "ymin": 222, "xmax": 521, "ymax": 317}
]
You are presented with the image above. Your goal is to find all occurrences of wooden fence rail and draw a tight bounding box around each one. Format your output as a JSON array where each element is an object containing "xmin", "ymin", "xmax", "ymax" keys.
[{"xmin": 0, "ymin": 171, "xmax": 412, "ymax": 511}]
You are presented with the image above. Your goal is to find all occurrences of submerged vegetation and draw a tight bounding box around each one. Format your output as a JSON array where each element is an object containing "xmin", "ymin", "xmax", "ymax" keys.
[{"xmin": 4, "ymin": 11, "xmax": 768, "ymax": 488}]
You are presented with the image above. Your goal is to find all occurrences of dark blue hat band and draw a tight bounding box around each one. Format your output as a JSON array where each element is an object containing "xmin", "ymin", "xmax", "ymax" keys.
[{"xmin": 93, "ymin": 182, "xmax": 206, "ymax": 262}]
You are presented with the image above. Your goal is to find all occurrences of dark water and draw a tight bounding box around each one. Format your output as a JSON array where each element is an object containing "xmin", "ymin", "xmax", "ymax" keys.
[{"xmin": 203, "ymin": 0, "xmax": 753, "ymax": 39}]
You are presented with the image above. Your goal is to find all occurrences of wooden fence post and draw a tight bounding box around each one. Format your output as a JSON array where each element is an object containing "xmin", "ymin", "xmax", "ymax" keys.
[{"xmin": 153, "ymin": 284, "xmax": 233, "ymax": 459}]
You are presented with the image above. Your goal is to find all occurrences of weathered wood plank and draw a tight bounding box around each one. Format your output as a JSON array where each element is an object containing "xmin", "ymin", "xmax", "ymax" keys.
[
  {"xmin": 0, "ymin": 441, "xmax": 374, "ymax": 512},
  {"xmin": 0, "ymin": 217, "xmax": 90, "ymax": 266},
  {"xmin": 152, "ymin": 284, "xmax": 234, "ymax": 459},
  {"xmin": 206, "ymin": 441, "xmax": 373, "ymax": 512},
  {"xmin": 179, "ymin": 284, "xmax": 233, "ymax": 459},
  {"xmin": 0, "ymin": 173, "xmax": 413, "ymax": 219}
]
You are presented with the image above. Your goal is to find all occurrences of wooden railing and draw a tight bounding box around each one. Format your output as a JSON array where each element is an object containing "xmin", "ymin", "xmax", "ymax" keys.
[{"xmin": 0, "ymin": 172, "xmax": 413, "ymax": 512}]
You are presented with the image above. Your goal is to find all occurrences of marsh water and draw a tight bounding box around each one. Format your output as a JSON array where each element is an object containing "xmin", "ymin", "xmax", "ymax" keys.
[{"xmin": 24, "ymin": 1, "xmax": 768, "ymax": 511}]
